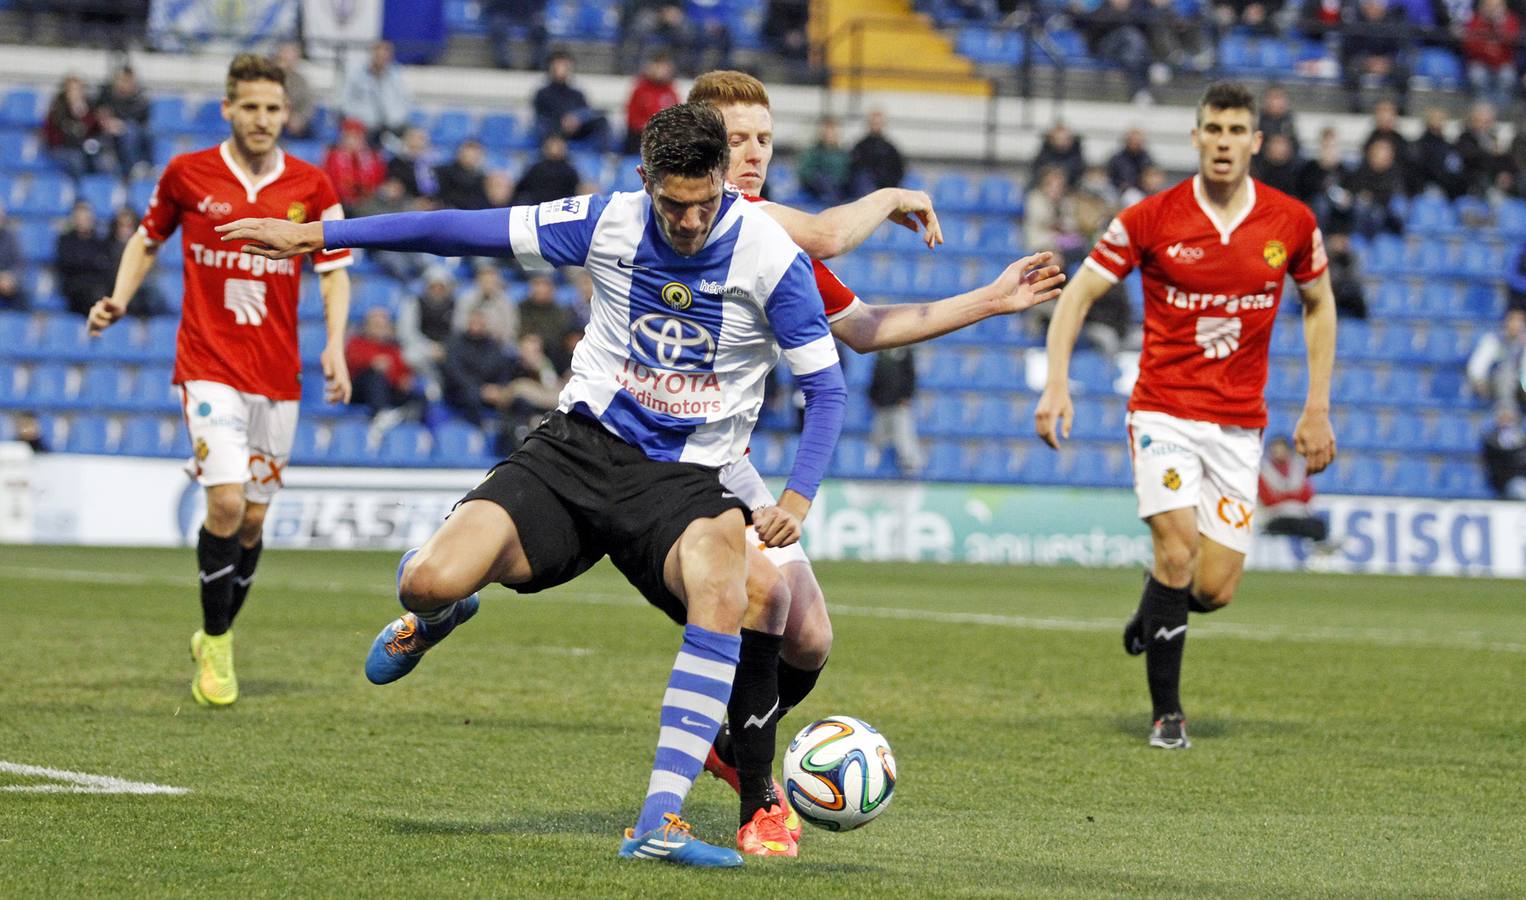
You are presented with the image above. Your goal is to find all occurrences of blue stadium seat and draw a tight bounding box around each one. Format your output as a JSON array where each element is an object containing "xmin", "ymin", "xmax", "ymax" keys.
[
  {"xmin": 1383, "ymin": 410, "xmax": 1424, "ymax": 448},
  {"xmin": 431, "ymin": 420, "xmax": 491, "ymax": 467},
  {"xmin": 1415, "ymin": 47, "xmax": 1463, "ymax": 86},
  {"xmin": 64, "ymin": 414, "xmax": 112, "ymax": 453},
  {"xmin": 977, "ymin": 175, "xmax": 1023, "ymax": 215},
  {"xmin": 142, "ymin": 318, "xmax": 180, "ymax": 364},
  {"xmin": 18, "ymin": 220, "xmax": 55, "ymax": 263},
  {"xmin": 0, "ymin": 130, "xmax": 32, "ymax": 174},
  {"xmin": 1340, "ymin": 408, "xmax": 1379, "ymax": 450},
  {"xmin": 1459, "ymin": 241, "xmax": 1504, "ymax": 279},
  {"xmin": 1419, "ymin": 326, "xmax": 1466, "ymax": 363},
  {"xmin": 977, "ymin": 218, "xmax": 1022, "ymax": 254},
  {"xmin": 1391, "ymin": 458, "xmax": 1433, "ymax": 495},
  {"xmin": 78, "ymin": 364, "xmax": 131, "ymax": 408},
  {"xmin": 148, "ymin": 95, "xmax": 186, "ymax": 132},
  {"xmin": 0, "ymin": 364, "xmax": 20, "ymax": 404},
  {"xmin": 378, "ymin": 422, "xmax": 431, "ymax": 465},
  {"xmin": 127, "ymin": 177, "xmax": 155, "ymax": 215},
  {"xmin": 932, "ymin": 173, "xmax": 979, "ymax": 213},
  {"xmin": 1364, "ymin": 234, "xmax": 1405, "ymax": 274},
  {"xmin": 37, "ymin": 314, "xmax": 87, "ymax": 361},
  {"xmin": 431, "ymin": 110, "xmax": 477, "ymax": 148},
  {"xmin": 1498, "ymin": 199, "xmax": 1526, "ymax": 237},
  {"xmin": 0, "ymin": 88, "xmax": 38, "ymax": 128},
  {"xmin": 1405, "ymin": 194, "xmax": 1456, "ymax": 234},
  {"xmin": 1438, "ymin": 465, "xmax": 1490, "ymax": 499},
  {"xmin": 326, "ymin": 420, "xmax": 371, "ymax": 464},
  {"xmin": 290, "ymin": 422, "xmax": 324, "ymax": 465},
  {"xmin": 77, "ymin": 173, "xmax": 120, "ymax": 217},
  {"xmin": 14, "ymin": 172, "xmax": 73, "ymax": 218},
  {"xmin": 0, "ymin": 309, "xmax": 29, "ymax": 353},
  {"xmin": 24, "ymin": 364, "xmax": 72, "ymax": 406},
  {"xmin": 480, "ymin": 112, "xmax": 526, "ymax": 150},
  {"xmin": 119, "ymin": 415, "xmax": 168, "ymax": 456},
  {"xmin": 829, "ymin": 436, "xmax": 872, "ymax": 479},
  {"xmin": 1463, "ymin": 283, "xmax": 1502, "ymax": 320}
]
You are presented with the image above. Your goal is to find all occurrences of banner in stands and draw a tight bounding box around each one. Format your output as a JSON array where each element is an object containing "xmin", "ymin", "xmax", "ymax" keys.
[
  {"xmin": 10, "ymin": 453, "xmax": 1525, "ymax": 579},
  {"xmin": 148, "ymin": 0, "xmax": 299, "ymax": 52},
  {"xmin": 301, "ymin": 0, "xmax": 384, "ymax": 60}
]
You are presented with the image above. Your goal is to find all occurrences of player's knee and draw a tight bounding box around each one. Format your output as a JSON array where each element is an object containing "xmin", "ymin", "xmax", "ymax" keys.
[
  {"xmin": 1194, "ymin": 580, "xmax": 1236, "ymax": 609},
  {"xmin": 1155, "ymin": 543, "xmax": 1196, "ymax": 584},
  {"xmin": 398, "ymin": 552, "xmax": 465, "ymax": 610},
  {"xmin": 786, "ymin": 613, "xmax": 833, "ymax": 669},
  {"xmin": 203, "ymin": 488, "xmax": 245, "ymax": 534},
  {"xmin": 747, "ymin": 561, "xmax": 791, "ymax": 621}
]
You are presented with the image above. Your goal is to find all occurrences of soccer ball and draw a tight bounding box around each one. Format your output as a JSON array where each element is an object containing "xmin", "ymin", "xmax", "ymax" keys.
[{"xmin": 781, "ymin": 715, "xmax": 897, "ymax": 831}]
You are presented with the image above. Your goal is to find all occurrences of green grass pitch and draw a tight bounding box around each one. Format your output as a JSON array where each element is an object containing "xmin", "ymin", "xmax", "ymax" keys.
[{"xmin": 1, "ymin": 546, "xmax": 1521, "ymax": 897}]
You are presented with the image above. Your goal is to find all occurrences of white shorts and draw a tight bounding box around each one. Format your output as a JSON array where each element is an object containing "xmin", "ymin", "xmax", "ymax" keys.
[
  {"xmin": 718, "ymin": 455, "xmax": 810, "ymax": 567},
  {"xmin": 1126, "ymin": 409, "xmax": 1263, "ymax": 554},
  {"xmin": 179, "ymin": 380, "xmax": 299, "ymax": 504}
]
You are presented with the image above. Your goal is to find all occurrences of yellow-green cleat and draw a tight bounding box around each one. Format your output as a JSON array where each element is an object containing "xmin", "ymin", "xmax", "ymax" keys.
[{"xmin": 190, "ymin": 629, "xmax": 238, "ymax": 707}]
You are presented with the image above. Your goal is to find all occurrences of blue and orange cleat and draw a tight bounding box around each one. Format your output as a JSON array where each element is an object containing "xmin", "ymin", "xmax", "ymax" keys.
[
  {"xmin": 619, "ymin": 814, "xmax": 744, "ymax": 868},
  {"xmin": 363, "ymin": 549, "xmax": 479, "ymax": 685}
]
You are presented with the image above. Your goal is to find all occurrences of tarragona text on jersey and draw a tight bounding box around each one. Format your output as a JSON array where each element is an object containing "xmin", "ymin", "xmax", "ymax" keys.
[
  {"xmin": 140, "ymin": 143, "xmax": 352, "ymax": 401},
  {"xmin": 1086, "ymin": 176, "xmax": 1327, "ymax": 429}
]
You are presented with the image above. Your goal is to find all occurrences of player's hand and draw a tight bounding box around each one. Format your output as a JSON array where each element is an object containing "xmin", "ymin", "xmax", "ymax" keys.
[
  {"xmin": 320, "ymin": 342, "xmax": 352, "ymax": 404},
  {"xmin": 86, "ymin": 296, "xmax": 128, "ymax": 337},
  {"xmin": 753, "ymin": 504, "xmax": 803, "ymax": 548},
  {"xmin": 885, "ymin": 188, "xmax": 943, "ymax": 249},
  {"xmin": 1294, "ymin": 406, "xmax": 1336, "ymax": 474},
  {"xmin": 215, "ymin": 218, "xmax": 325, "ymax": 259},
  {"xmin": 990, "ymin": 251, "xmax": 1066, "ymax": 314},
  {"xmin": 1034, "ymin": 382, "xmax": 1073, "ymax": 450}
]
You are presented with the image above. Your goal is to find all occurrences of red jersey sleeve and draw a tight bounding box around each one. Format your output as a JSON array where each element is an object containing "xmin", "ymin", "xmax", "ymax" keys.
[
  {"xmin": 139, "ymin": 156, "xmax": 184, "ymax": 247},
  {"xmin": 1084, "ymin": 200, "xmax": 1149, "ymax": 284},
  {"xmin": 813, "ymin": 258, "xmax": 860, "ymax": 322},
  {"xmin": 310, "ymin": 170, "xmax": 353, "ymax": 273},
  {"xmin": 1287, "ymin": 205, "xmax": 1328, "ymax": 287}
]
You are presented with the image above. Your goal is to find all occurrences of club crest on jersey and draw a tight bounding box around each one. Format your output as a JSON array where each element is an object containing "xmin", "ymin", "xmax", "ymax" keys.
[
  {"xmin": 1263, "ymin": 240, "xmax": 1287, "ymax": 268},
  {"xmin": 194, "ymin": 437, "xmax": 210, "ymax": 462},
  {"xmin": 1162, "ymin": 468, "xmax": 1182, "ymax": 491},
  {"xmin": 660, "ymin": 281, "xmax": 694, "ymax": 311},
  {"xmin": 287, "ymin": 202, "xmax": 307, "ymax": 223}
]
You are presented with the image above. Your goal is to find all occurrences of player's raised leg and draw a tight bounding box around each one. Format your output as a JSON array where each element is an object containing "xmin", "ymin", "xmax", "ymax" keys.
[
  {"xmin": 621, "ymin": 509, "xmax": 748, "ymax": 868},
  {"xmin": 363, "ymin": 499, "xmax": 528, "ymax": 684}
]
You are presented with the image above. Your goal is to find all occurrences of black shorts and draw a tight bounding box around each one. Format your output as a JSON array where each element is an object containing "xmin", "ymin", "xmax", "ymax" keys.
[{"xmin": 458, "ymin": 410, "xmax": 751, "ymax": 623}]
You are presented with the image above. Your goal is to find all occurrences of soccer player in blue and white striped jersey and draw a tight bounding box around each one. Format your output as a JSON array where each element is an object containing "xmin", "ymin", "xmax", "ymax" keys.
[{"xmin": 218, "ymin": 103, "xmax": 846, "ymax": 868}]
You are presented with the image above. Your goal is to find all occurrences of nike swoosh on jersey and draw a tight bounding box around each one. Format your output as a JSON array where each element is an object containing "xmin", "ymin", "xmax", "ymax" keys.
[{"xmin": 616, "ymin": 257, "xmax": 647, "ymax": 270}]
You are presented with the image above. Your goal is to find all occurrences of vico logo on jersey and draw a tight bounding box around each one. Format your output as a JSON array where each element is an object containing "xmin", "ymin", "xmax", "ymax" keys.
[
  {"xmin": 1166, "ymin": 242, "xmax": 1205, "ymax": 263},
  {"xmin": 197, "ymin": 195, "xmax": 234, "ymax": 219}
]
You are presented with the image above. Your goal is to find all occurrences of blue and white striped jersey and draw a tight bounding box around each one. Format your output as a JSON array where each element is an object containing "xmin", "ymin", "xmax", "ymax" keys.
[{"xmin": 507, "ymin": 189, "xmax": 838, "ymax": 467}]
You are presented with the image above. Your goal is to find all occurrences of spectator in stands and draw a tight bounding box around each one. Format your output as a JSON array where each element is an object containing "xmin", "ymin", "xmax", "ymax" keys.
[
  {"xmin": 398, "ymin": 265, "xmax": 460, "ymax": 383},
  {"xmin": 387, "ymin": 127, "xmax": 440, "ymax": 200},
  {"xmin": 452, "ymin": 263, "xmax": 520, "ymax": 346},
  {"xmin": 1077, "ymin": 164, "xmax": 1120, "ymax": 215},
  {"xmin": 1324, "ymin": 232, "xmax": 1369, "ymax": 318},
  {"xmin": 1259, "ymin": 85, "xmax": 1300, "ymax": 158},
  {"xmin": 485, "ymin": 171, "xmax": 515, "ymax": 208},
  {"xmin": 566, "ymin": 267, "xmax": 595, "ymax": 326},
  {"xmin": 798, "ymin": 117, "xmax": 852, "ymax": 203},
  {"xmin": 347, "ymin": 307, "xmax": 419, "ymax": 419},
  {"xmin": 1078, "ymin": 0, "xmax": 1154, "ymax": 104},
  {"xmin": 55, "ymin": 200, "xmax": 114, "ymax": 317},
  {"xmin": 763, "ymin": 0, "xmax": 811, "ymax": 56},
  {"xmin": 1508, "ymin": 242, "xmax": 1526, "ymax": 312},
  {"xmin": 1258, "ymin": 435, "xmax": 1340, "ymax": 552},
  {"xmin": 483, "ymin": 0, "xmax": 550, "ymax": 71},
  {"xmin": 865, "ymin": 347, "xmax": 925, "ymax": 475},
  {"xmin": 1467, "ymin": 308, "xmax": 1526, "ymax": 417},
  {"xmin": 1023, "ymin": 166, "xmax": 1084, "ymax": 265},
  {"xmin": 441, "ymin": 308, "xmax": 518, "ymax": 427},
  {"xmin": 1455, "ymin": 100, "xmax": 1516, "ymax": 197},
  {"xmin": 1297, "ymin": 126, "xmax": 1354, "ymax": 234},
  {"xmin": 686, "ymin": 0, "xmax": 736, "ymax": 73},
  {"xmin": 0, "ymin": 203, "xmax": 26, "ymax": 312},
  {"xmin": 1462, "ymin": 0, "xmax": 1520, "ymax": 111},
  {"xmin": 1414, "ymin": 106, "xmax": 1467, "ymax": 198},
  {"xmin": 323, "ymin": 119, "xmax": 387, "ymax": 211},
  {"xmin": 107, "ymin": 205, "xmax": 165, "ymax": 318},
  {"xmin": 272, "ymin": 42, "xmax": 316, "ymax": 140},
  {"xmin": 494, "ymin": 332, "xmax": 566, "ymax": 452},
  {"xmin": 1339, "ymin": 0, "xmax": 1412, "ymax": 114},
  {"xmin": 511, "ymin": 134, "xmax": 584, "ymax": 207},
  {"xmin": 43, "ymin": 74, "xmax": 107, "ymax": 181},
  {"xmin": 1363, "ymin": 99, "xmax": 1415, "ymax": 189},
  {"xmin": 624, "ymin": 52, "xmax": 680, "ymax": 155},
  {"xmin": 533, "ymin": 50, "xmax": 613, "ymax": 150},
  {"xmin": 93, "ymin": 65, "xmax": 152, "ymax": 179},
  {"xmin": 338, "ymin": 40, "xmax": 412, "ymax": 147},
  {"xmin": 1214, "ymin": 0, "xmax": 1285, "ymax": 31},
  {"xmin": 1481, "ymin": 408, "xmax": 1526, "ymax": 498},
  {"xmin": 1146, "ymin": 0, "xmax": 1212, "ymax": 77},
  {"xmin": 618, "ymin": 2, "xmax": 693, "ymax": 73},
  {"xmin": 1255, "ymin": 133, "xmax": 1303, "ymax": 196},
  {"xmin": 1343, "ymin": 138, "xmax": 1407, "ymax": 237},
  {"xmin": 1121, "ymin": 163, "xmax": 1167, "ymax": 206},
  {"xmin": 849, "ymin": 109, "xmax": 906, "ymax": 194},
  {"xmin": 1033, "ymin": 122, "xmax": 1086, "ymax": 187},
  {"xmin": 11, "ymin": 411, "xmax": 48, "ymax": 453},
  {"xmin": 435, "ymin": 138, "xmax": 492, "ymax": 210},
  {"xmin": 517, "ymin": 272, "xmax": 573, "ymax": 355},
  {"xmin": 1106, "ymin": 128, "xmax": 1154, "ymax": 196}
]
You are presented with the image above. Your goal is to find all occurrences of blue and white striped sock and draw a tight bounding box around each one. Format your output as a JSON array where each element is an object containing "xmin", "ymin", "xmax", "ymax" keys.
[{"xmin": 634, "ymin": 623, "xmax": 741, "ymax": 835}]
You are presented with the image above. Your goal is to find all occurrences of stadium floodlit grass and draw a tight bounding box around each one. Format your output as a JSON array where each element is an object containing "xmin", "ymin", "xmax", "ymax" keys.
[{"xmin": 1, "ymin": 546, "xmax": 1521, "ymax": 897}]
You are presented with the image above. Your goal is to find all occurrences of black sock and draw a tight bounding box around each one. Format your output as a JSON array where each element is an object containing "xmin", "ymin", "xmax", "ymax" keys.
[
  {"xmin": 776, "ymin": 658, "xmax": 827, "ymax": 721},
  {"xmin": 197, "ymin": 527, "xmax": 241, "ymax": 636},
  {"xmin": 1188, "ymin": 592, "xmax": 1219, "ymax": 614},
  {"xmin": 1139, "ymin": 575, "xmax": 1190, "ymax": 720},
  {"xmin": 228, "ymin": 540, "xmax": 262, "ymax": 626},
  {"xmin": 712, "ymin": 721, "xmax": 736, "ymax": 768},
  {"xmin": 730, "ymin": 628, "xmax": 783, "ymax": 826}
]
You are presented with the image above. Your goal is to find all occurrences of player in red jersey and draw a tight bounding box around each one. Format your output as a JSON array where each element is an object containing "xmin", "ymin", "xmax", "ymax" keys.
[
  {"xmin": 87, "ymin": 55, "xmax": 353, "ymax": 708},
  {"xmin": 686, "ymin": 70, "xmax": 1066, "ymax": 855},
  {"xmin": 1035, "ymin": 82, "xmax": 1337, "ymax": 749}
]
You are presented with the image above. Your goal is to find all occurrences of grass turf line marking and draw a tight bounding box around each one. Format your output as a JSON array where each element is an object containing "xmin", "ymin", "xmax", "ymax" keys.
[
  {"xmin": 0, "ymin": 761, "xmax": 189, "ymax": 795},
  {"xmin": 4, "ymin": 565, "xmax": 1522, "ymax": 655}
]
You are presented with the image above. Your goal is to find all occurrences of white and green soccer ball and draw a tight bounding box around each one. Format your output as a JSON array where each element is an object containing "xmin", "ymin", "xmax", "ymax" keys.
[{"xmin": 782, "ymin": 715, "xmax": 897, "ymax": 832}]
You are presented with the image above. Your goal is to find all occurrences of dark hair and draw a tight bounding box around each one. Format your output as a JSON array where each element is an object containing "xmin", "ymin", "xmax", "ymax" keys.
[
  {"xmin": 640, "ymin": 102, "xmax": 728, "ymax": 182},
  {"xmin": 1197, "ymin": 81, "xmax": 1257, "ymax": 126},
  {"xmin": 225, "ymin": 53, "xmax": 286, "ymax": 100}
]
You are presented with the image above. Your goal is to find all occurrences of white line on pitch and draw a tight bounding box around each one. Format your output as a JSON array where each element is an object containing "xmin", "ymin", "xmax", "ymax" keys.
[
  {"xmin": 2, "ymin": 566, "xmax": 1521, "ymax": 655},
  {"xmin": 0, "ymin": 761, "xmax": 189, "ymax": 795}
]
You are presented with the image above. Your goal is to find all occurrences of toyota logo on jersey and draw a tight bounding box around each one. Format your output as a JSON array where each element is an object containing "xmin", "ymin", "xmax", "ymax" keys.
[{"xmin": 629, "ymin": 313, "xmax": 717, "ymax": 370}]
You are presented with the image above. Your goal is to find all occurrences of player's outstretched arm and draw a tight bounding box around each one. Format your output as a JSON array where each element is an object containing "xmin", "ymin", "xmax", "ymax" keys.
[
  {"xmin": 1294, "ymin": 271, "xmax": 1338, "ymax": 474},
  {"xmin": 763, "ymin": 187, "xmax": 942, "ymax": 259},
  {"xmin": 218, "ymin": 208, "xmax": 515, "ymax": 260},
  {"xmin": 1034, "ymin": 263, "xmax": 1112, "ymax": 449},
  {"xmin": 318, "ymin": 269, "xmax": 353, "ymax": 404},
  {"xmin": 755, "ymin": 364, "xmax": 847, "ymax": 548},
  {"xmin": 831, "ymin": 251, "xmax": 1065, "ymax": 353},
  {"xmin": 87, "ymin": 229, "xmax": 159, "ymax": 336}
]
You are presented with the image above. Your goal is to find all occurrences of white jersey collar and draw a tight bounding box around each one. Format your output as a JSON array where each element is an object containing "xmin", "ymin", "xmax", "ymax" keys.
[
  {"xmin": 220, "ymin": 140, "xmax": 287, "ymax": 203},
  {"xmin": 1192, "ymin": 174, "xmax": 1255, "ymax": 245}
]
